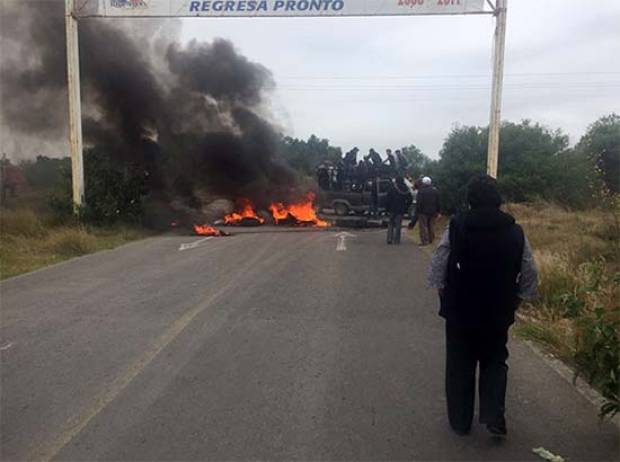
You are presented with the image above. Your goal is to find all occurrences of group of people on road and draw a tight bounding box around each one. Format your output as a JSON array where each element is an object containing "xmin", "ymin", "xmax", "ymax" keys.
[{"xmin": 385, "ymin": 175, "xmax": 440, "ymax": 246}]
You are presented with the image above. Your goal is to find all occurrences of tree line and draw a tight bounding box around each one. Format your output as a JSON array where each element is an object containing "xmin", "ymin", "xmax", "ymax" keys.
[
  {"xmin": 281, "ymin": 113, "xmax": 619, "ymax": 212},
  {"xmin": 14, "ymin": 113, "xmax": 619, "ymax": 223}
]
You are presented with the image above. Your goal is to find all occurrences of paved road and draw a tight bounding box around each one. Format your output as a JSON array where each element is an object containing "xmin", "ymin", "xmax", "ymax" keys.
[{"xmin": 1, "ymin": 229, "xmax": 618, "ymax": 461}]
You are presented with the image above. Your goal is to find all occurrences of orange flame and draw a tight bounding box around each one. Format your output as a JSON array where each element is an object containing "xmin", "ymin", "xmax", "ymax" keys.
[
  {"xmin": 224, "ymin": 198, "xmax": 265, "ymax": 225},
  {"xmin": 193, "ymin": 224, "xmax": 224, "ymax": 236},
  {"xmin": 269, "ymin": 192, "xmax": 328, "ymax": 227}
]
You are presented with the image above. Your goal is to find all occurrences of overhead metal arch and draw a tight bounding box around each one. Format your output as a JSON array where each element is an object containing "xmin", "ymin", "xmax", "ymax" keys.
[{"xmin": 65, "ymin": 0, "xmax": 506, "ymax": 209}]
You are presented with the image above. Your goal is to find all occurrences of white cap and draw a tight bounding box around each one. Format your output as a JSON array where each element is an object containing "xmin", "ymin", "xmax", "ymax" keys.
[{"xmin": 422, "ymin": 176, "xmax": 432, "ymax": 185}]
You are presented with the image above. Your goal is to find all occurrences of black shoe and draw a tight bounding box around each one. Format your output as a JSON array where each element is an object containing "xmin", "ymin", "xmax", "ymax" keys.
[
  {"xmin": 486, "ymin": 423, "xmax": 507, "ymax": 438},
  {"xmin": 451, "ymin": 426, "xmax": 470, "ymax": 436}
]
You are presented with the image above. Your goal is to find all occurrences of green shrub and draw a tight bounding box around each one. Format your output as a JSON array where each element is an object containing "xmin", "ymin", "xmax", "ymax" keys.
[
  {"xmin": 49, "ymin": 148, "xmax": 147, "ymax": 225},
  {"xmin": 574, "ymin": 305, "xmax": 620, "ymax": 419}
]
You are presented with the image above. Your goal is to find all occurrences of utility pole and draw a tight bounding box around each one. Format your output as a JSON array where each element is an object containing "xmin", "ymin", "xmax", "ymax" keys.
[
  {"xmin": 65, "ymin": 0, "xmax": 85, "ymax": 210},
  {"xmin": 487, "ymin": 0, "xmax": 507, "ymax": 179}
]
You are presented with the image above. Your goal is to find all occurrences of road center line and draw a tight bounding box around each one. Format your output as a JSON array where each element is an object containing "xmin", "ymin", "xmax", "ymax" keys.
[
  {"xmin": 31, "ymin": 234, "xmax": 279, "ymax": 462},
  {"xmin": 335, "ymin": 231, "xmax": 356, "ymax": 252},
  {"xmin": 336, "ymin": 237, "xmax": 347, "ymax": 251},
  {"xmin": 179, "ymin": 236, "xmax": 213, "ymax": 251}
]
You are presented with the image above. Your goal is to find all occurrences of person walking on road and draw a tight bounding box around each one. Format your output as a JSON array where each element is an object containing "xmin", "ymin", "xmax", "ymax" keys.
[
  {"xmin": 428, "ymin": 174, "xmax": 538, "ymax": 438},
  {"xmin": 416, "ymin": 176, "xmax": 440, "ymax": 245},
  {"xmin": 407, "ymin": 176, "xmax": 422, "ymax": 230},
  {"xmin": 386, "ymin": 176, "xmax": 413, "ymax": 245}
]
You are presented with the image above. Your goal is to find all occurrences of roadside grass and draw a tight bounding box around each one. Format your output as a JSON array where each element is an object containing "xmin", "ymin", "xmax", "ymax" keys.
[
  {"xmin": 413, "ymin": 202, "xmax": 619, "ymax": 419},
  {"xmin": 0, "ymin": 208, "xmax": 150, "ymax": 280},
  {"xmin": 506, "ymin": 202, "xmax": 619, "ymax": 419}
]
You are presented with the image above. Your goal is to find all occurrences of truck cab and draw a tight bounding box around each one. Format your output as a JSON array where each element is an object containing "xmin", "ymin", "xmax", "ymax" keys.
[{"xmin": 318, "ymin": 178, "xmax": 392, "ymax": 216}]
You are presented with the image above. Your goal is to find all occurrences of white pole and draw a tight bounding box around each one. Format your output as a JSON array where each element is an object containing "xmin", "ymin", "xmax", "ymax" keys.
[
  {"xmin": 65, "ymin": 0, "xmax": 85, "ymax": 210},
  {"xmin": 486, "ymin": 0, "xmax": 507, "ymax": 179}
]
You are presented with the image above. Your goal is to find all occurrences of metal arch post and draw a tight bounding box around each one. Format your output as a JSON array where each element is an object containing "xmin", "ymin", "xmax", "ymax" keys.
[
  {"xmin": 65, "ymin": 0, "xmax": 85, "ymax": 211},
  {"xmin": 486, "ymin": 0, "xmax": 507, "ymax": 179}
]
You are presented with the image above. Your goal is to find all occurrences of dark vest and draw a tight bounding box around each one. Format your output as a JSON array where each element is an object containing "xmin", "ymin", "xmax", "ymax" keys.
[{"xmin": 440, "ymin": 208, "xmax": 525, "ymax": 327}]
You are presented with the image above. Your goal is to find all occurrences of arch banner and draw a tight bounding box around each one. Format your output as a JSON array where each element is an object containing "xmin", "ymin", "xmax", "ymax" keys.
[{"xmin": 78, "ymin": 0, "xmax": 486, "ymax": 17}]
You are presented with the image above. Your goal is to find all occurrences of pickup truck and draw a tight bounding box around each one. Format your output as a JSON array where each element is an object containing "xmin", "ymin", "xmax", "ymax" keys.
[{"xmin": 318, "ymin": 178, "xmax": 393, "ymax": 216}]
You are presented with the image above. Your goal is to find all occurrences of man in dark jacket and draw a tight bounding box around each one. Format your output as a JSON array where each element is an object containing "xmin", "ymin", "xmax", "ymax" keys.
[
  {"xmin": 384, "ymin": 149, "xmax": 398, "ymax": 174},
  {"xmin": 365, "ymin": 148, "xmax": 383, "ymax": 170},
  {"xmin": 428, "ymin": 175, "xmax": 538, "ymax": 437},
  {"xmin": 395, "ymin": 149, "xmax": 410, "ymax": 175},
  {"xmin": 385, "ymin": 176, "xmax": 413, "ymax": 245},
  {"xmin": 416, "ymin": 176, "xmax": 440, "ymax": 245},
  {"xmin": 355, "ymin": 160, "xmax": 368, "ymax": 190},
  {"xmin": 316, "ymin": 164, "xmax": 330, "ymax": 190}
]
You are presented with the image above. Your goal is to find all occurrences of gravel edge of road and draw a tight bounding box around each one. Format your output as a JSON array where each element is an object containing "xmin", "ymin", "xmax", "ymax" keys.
[{"xmin": 519, "ymin": 336, "xmax": 620, "ymax": 429}]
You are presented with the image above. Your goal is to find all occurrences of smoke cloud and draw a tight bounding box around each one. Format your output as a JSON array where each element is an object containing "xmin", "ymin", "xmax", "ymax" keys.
[{"xmin": 0, "ymin": 0, "xmax": 296, "ymax": 210}]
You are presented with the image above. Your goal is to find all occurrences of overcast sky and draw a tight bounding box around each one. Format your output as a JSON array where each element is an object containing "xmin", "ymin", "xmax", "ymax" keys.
[
  {"xmin": 1, "ymin": 1, "xmax": 618, "ymax": 161},
  {"xmin": 181, "ymin": 0, "xmax": 620, "ymax": 158}
]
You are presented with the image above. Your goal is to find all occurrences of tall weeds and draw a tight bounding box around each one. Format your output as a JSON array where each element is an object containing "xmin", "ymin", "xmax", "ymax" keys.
[
  {"xmin": 0, "ymin": 209, "xmax": 147, "ymax": 279},
  {"xmin": 508, "ymin": 202, "xmax": 620, "ymax": 419}
]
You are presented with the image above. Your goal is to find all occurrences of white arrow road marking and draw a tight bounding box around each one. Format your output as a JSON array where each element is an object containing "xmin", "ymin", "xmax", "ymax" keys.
[
  {"xmin": 334, "ymin": 231, "xmax": 357, "ymax": 251},
  {"xmin": 0, "ymin": 342, "xmax": 14, "ymax": 351},
  {"xmin": 179, "ymin": 236, "xmax": 213, "ymax": 251}
]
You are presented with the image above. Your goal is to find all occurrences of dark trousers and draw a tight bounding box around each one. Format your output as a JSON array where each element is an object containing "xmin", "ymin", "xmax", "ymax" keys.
[
  {"xmin": 408, "ymin": 211, "xmax": 418, "ymax": 229},
  {"xmin": 387, "ymin": 213, "xmax": 403, "ymax": 244},
  {"xmin": 445, "ymin": 322, "xmax": 509, "ymax": 431},
  {"xmin": 418, "ymin": 213, "xmax": 436, "ymax": 245}
]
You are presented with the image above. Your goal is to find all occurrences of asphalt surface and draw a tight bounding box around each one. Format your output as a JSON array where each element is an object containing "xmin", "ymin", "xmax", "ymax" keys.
[{"xmin": 1, "ymin": 229, "xmax": 618, "ymax": 461}]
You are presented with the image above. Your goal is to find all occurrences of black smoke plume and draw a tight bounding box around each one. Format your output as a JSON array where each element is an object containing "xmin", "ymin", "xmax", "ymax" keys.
[{"xmin": 0, "ymin": 0, "xmax": 297, "ymax": 218}]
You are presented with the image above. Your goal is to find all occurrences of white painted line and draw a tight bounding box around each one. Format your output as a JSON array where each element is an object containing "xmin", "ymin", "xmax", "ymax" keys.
[
  {"xmin": 31, "ymin": 235, "xmax": 278, "ymax": 461},
  {"xmin": 179, "ymin": 236, "xmax": 213, "ymax": 251},
  {"xmin": 0, "ymin": 342, "xmax": 14, "ymax": 351},
  {"xmin": 334, "ymin": 231, "xmax": 356, "ymax": 252}
]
